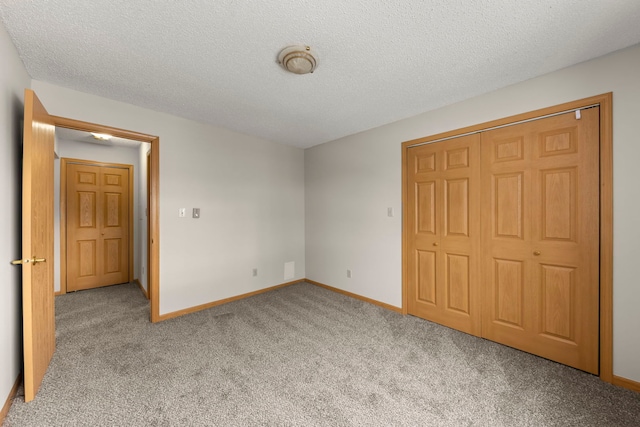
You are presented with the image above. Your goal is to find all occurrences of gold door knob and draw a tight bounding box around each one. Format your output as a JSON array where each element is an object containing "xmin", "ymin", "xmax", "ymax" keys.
[
  {"xmin": 433, "ymin": 242, "xmax": 439, "ymax": 246},
  {"xmin": 10, "ymin": 256, "xmax": 46, "ymax": 265},
  {"xmin": 533, "ymin": 251, "xmax": 541, "ymax": 256}
]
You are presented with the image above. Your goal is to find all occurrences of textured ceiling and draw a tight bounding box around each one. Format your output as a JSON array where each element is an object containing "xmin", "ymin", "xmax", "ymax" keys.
[{"xmin": 2, "ymin": 1, "xmax": 640, "ymax": 149}]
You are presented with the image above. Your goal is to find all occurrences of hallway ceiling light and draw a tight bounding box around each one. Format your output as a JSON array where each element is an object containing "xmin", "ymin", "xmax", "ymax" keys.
[
  {"xmin": 91, "ymin": 132, "xmax": 113, "ymax": 141},
  {"xmin": 277, "ymin": 45, "xmax": 318, "ymax": 75}
]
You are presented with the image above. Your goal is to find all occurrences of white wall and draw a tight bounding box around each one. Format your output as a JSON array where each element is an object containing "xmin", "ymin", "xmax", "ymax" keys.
[
  {"xmin": 0, "ymin": 23, "xmax": 31, "ymax": 408},
  {"xmin": 305, "ymin": 43, "xmax": 640, "ymax": 382},
  {"xmin": 305, "ymin": 138, "xmax": 402, "ymax": 306},
  {"xmin": 53, "ymin": 139, "xmax": 144, "ymax": 293},
  {"xmin": 32, "ymin": 80, "xmax": 306, "ymax": 316}
]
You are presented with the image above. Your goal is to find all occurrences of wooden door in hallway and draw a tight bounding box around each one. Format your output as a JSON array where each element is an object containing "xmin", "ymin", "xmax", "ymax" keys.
[
  {"xmin": 66, "ymin": 161, "xmax": 131, "ymax": 291},
  {"xmin": 481, "ymin": 108, "xmax": 600, "ymax": 373},
  {"xmin": 406, "ymin": 134, "xmax": 482, "ymax": 336}
]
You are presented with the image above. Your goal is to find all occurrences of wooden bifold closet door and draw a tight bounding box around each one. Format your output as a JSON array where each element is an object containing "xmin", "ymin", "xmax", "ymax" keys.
[
  {"xmin": 481, "ymin": 108, "xmax": 599, "ymax": 373},
  {"xmin": 406, "ymin": 134, "xmax": 481, "ymax": 336},
  {"xmin": 406, "ymin": 108, "xmax": 600, "ymax": 374}
]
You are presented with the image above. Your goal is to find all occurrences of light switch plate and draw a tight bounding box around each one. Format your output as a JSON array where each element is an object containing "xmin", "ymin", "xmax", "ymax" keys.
[
  {"xmin": 179, "ymin": 208, "xmax": 186, "ymax": 218},
  {"xmin": 193, "ymin": 208, "xmax": 200, "ymax": 218}
]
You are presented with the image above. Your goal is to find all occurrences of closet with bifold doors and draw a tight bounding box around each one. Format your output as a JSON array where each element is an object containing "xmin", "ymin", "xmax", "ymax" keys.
[{"xmin": 404, "ymin": 103, "xmax": 600, "ymax": 374}]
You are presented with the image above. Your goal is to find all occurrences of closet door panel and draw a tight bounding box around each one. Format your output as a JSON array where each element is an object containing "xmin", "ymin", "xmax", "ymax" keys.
[
  {"xmin": 416, "ymin": 249, "xmax": 437, "ymax": 305},
  {"xmin": 444, "ymin": 253, "xmax": 470, "ymax": 315},
  {"xmin": 444, "ymin": 178, "xmax": 470, "ymax": 237},
  {"xmin": 482, "ymin": 108, "xmax": 599, "ymax": 374},
  {"xmin": 529, "ymin": 108, "xmax": 600, "ymax": 373},
  {"xmin": 407, "ymin": 134, "xmax": 481, "ymax": 336},
  {"xmin": 407, "ymin": 144, "xmax": 441, "ymax": 317},
  {"xmin": 493, "ymin": 258, "xmax": 525, "ymax": 329}
]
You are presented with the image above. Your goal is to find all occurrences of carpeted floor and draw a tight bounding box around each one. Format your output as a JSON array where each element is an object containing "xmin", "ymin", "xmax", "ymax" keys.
[{"xmin": 4, "ymin": 282, "xmax": 640, "ymax": 426}]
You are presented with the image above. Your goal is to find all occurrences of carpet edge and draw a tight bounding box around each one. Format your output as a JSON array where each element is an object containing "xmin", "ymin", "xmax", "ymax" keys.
[
  {"xmin": 157, "ymin": 279, "xmax": 306, "ymax": 321},
  {"xmin": 306, "ymin": 279, "xmax": 402, "ymax": 314}
]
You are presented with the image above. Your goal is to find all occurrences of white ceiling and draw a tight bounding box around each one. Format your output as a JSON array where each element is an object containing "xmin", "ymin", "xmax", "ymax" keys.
[{"xmin": 2, "ymin": 1, "xmax": 640, "ymax": 149}]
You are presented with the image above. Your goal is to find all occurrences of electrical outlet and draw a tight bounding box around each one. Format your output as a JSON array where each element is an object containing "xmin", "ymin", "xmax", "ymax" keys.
[
  {"xmin": 252, "ymin": 268, "xmax": 258, "ymax": 277},
  {"xmin": 178, "ymin": 208, "xmax": 186, "ymax": 218},
  {"xmin": 347, "ymin": 269, "xmax": 352, "ymax": 278}
]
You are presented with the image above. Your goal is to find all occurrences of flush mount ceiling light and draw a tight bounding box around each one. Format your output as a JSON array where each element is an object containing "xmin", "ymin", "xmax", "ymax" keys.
[
  {"xmin": 277, "ymin": 45, "xmax": 318, "ymax": 75},
  {"xmin": 91, "ymin": 132, "xmax": 113, "ymax": 141}
]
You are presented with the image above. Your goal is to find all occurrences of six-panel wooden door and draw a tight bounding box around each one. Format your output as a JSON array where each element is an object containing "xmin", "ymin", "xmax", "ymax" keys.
[
  {"xmin": 406, "ymin": 107, "xmax": 600, "ymax": 373},
  {"xmin": 406, "ymin": 134, "xmax": 481, "ymax": 336},
  {"xmin": 481, "ymin": 108, "xmax": 599, "ymax": 373},
  {"xmin": 66, "ymin": 162, "xmax": 131, "ymax": 291}
]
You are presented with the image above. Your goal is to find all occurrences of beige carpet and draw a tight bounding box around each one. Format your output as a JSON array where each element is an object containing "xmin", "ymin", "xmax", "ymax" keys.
[{"xmin": 5, "ymin": 282, "xmax": 640, "ymax": 426}]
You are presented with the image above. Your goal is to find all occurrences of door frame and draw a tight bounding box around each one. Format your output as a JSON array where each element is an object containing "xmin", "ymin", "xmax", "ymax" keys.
[
  {"xmin": 52, "ymin": 115, "xmax": 161, "ymax": 323},
  {"xmin": 401, "ymin": 93, "xmax": 613, "ymax": 382},
  {"xmin": 146, "ymin": 150, "xmax": 151, "ymax": 302},
  {"xmin": 60, "ymin": 158, "xmax": 134, "ymax": 293}
]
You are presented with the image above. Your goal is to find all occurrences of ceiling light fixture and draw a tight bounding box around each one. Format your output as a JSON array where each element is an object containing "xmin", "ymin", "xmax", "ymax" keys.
[
  {"xmin": 277, "ymin": 45, "xmax": 318, "ymax": 75},
  {"xmin": 91, "ymin": 132, "xmax": 113, "ymax": 141}
]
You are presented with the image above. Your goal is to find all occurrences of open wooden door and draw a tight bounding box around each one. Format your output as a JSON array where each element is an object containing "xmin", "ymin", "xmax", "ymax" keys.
[{"xmin": 12, "ymin": 89, "xmax": 56, "ymax": 401}]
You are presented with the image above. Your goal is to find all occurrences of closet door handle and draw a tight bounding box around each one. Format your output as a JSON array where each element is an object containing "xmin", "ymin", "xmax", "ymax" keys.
[
  {"xmin": 433, "ymin": 242, "xmax": 439, "ymax": 246},
  {"xmin": 533, "ymin": 251, "xmax": 541, "ymax": 256}
]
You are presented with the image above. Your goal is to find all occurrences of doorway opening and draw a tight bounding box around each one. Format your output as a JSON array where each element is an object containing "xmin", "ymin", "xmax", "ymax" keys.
[
  {"xmin": 60, "ymin": 157, "xmax": 134, "ymax": 293},
  {"xmin": 52, "ymin": 116, "xmax": 160, "ymax": 322}
]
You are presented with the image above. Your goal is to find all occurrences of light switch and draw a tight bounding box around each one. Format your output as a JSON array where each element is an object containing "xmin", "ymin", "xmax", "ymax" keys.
[
  {"xmin": 387, "ymin": 207, "xmax": 394, "ymax": 217},
  {"xmin": 178, "ymin": 208, "xmax": 186, "ymax": 218},
  {"xmin": 193, "ymin": 208, "xmax": 200, "ymax": 219}
]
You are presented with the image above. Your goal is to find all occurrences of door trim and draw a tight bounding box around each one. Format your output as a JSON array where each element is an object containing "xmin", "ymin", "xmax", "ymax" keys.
[
  {"xmin": 60, "ymin": 158, "xmax": 134, "ymax": 293},
  {"xmin": 52, "ymin": 115, "xmax": 161, "ymax": 323},
  {"xmin": 146, "ymin": 150, "xmax": 152, "ymax": 302},
  {"xmin": 401, "ymin": 93, "xmax": 613, "ymax": 383}
]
